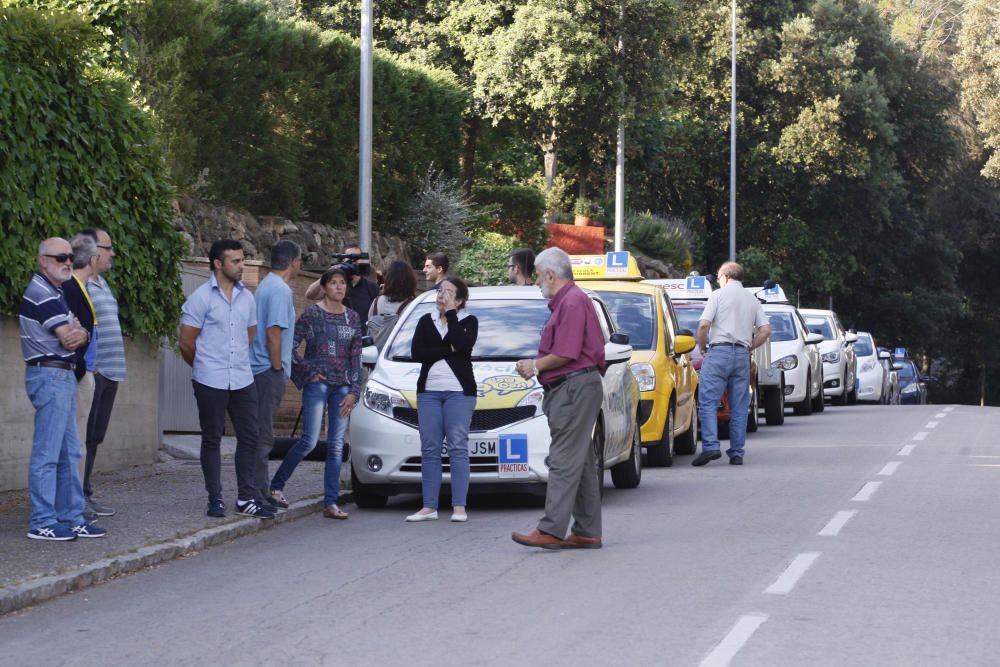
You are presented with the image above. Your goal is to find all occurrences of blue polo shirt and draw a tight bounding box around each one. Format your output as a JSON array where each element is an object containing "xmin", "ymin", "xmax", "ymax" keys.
[
  {"xmin": 181, "ymin": 273, "xmax": 257, "ymax": 390},
  {"xmin": 19, "ymin": 272, "xmax": 74, "ymax": 364},
  {"xmin": 249, "ymin": 272, "xmax": 295, "ymax": 377}
]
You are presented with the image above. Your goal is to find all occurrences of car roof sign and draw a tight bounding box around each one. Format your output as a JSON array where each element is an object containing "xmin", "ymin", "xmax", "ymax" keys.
[
  {"xmin": 744, "ymin": 284, "xmax": 789, "ymax": 304},
  {"xmin": 570, "ymin": 252, "xmax": 643, "ymax": 281},
  {"xmin": 643, "ymin": 276, "xmax": 714, "ymax": 299}
]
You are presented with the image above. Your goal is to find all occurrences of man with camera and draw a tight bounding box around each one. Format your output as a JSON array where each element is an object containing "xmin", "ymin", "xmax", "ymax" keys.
[{"xmin": 305, "ymin": 243, "xmax": 379, "ymax": 334}]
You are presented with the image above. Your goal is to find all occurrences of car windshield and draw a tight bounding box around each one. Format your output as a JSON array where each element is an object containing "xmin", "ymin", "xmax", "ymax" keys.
[
  {"xmin": 897, "ymin": 362, "xmax": 916, "ymax": 380},
  {"xmin": 594, "ymin": 291, "xmax": 655, "ymax": 350},
  {"xmin": 855, "ymin": 335, "xmax": 874, "ymax": 357},
  {"xmin": 386, "ymin": 299, "xmax": 553, "ymax": 360},
  {"xmin": 766, "ymin": 312, "xmax": 798, "ymax": 342},
  {"xmin": 804, "ymin": 316, "xmax": 834, "ymax": 339},
  {"xmin": 674, "ymin": 302, "xmax": 706, "ymax": 334}
]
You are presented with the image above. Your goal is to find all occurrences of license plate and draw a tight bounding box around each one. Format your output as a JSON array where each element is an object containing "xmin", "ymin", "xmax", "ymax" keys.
[{"xmin": 442, "ymin": 438, "xmax": 497, "ymax": 458}]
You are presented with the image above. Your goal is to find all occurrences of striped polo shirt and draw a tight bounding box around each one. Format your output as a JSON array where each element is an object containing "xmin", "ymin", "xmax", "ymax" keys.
[
  {"xmin": 19, "ymin": 272, "xmax": 74, "ymax": 364},
  {"xmin": 87, "ymin": 275, "xmax": 127, "ymax": 381}
]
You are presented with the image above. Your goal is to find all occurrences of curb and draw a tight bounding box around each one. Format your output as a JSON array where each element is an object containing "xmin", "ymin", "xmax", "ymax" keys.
[{"xmin": 0, "ymin": 493, "xmax": 351, "ymax": 617}]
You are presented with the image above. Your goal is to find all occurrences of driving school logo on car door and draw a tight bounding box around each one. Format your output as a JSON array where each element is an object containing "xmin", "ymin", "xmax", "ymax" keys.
[{"xmin": 476, "ymin": 375, "xmax": 535, "ymax": 408}]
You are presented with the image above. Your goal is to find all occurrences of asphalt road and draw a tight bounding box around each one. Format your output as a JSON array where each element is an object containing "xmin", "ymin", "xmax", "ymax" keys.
[{"xmin": 1, "ymin": 404, "xmax": 998, "ymax": 666}]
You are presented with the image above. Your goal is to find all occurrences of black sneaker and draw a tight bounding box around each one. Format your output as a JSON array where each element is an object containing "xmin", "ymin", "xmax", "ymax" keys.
[
  {"xmin": 236, "ymin": 498, "xmax": 275, "ymax": 519},
  {"xmin": 259, "ymin": 498, "xmax": 277, "ymax": 513},
  {"xmin": 207, "ymin": 498, "xmax": 226, "ymax": 518}
]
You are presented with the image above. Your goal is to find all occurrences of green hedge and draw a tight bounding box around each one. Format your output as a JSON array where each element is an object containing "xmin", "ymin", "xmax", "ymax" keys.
[
  {"xmin": 131, "ymin": 0, "xmax": 467, "ymax": 229},
  {"xmin": 454, "ymin": 231, "xmax": 517, "ymax": 286},
  {"xmin": 470, "ymin": 185, "xmax": 548, "ymax": 250},
  {"xmin": 0, "ymin": 6, "xmax": 184, "ymax": 337}
]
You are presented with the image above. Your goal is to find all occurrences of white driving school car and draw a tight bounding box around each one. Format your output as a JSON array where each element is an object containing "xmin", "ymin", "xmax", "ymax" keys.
[{"xmin": 349, "ymin": 285, "xmax": 642, "ymax": 508}]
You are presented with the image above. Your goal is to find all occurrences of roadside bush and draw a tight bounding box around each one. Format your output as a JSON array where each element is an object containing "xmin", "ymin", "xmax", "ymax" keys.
[
  {"xmin": 130, "ymin": 0, "xmax": 466, "ymax": 227},
  {"xmin": 624, "ymin": 211, "xmax": 694, "ymax": 271},
  {"xmin": 0, "ymin": 7, "xmax": 184, "ymax": 337},
  {"xmin": 398, "ymin": 168, "xmax": 474, "ymax": 260},
  {"xmin": 454, "ymin": 232, "xmax": 517, "ymax": 286},
  {"xmin": 470, "ymin": 185, "xmax": 548, "ymax": 250}
]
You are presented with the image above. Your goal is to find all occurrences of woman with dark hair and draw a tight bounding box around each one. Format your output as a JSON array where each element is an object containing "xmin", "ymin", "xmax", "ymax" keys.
[
  {"xmin": 367, "ymin": 260, "xmax": 418, "ymax": 347},
  {"xmin": 269, "ymin": 266, "xmax": 361, "ymax": 520},
  {"xmin": 407, "ymin": 277, "xmax": 478, "ymax": 523}
]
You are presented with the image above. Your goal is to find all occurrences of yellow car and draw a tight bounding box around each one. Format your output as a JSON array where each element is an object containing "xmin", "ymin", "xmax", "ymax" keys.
[{"xmin": 570, "ymin": 254, "xmax": 698, "ymax": 466}]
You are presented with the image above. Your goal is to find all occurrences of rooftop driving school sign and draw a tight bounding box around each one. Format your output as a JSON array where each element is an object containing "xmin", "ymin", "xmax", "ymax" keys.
[
  {"xmin": 570, "ymin": 252, "xmax": 642, "ymax": 281},
  {"xmin": 644, "ymin": 276, "xmax": 714, "ymax": 300}
]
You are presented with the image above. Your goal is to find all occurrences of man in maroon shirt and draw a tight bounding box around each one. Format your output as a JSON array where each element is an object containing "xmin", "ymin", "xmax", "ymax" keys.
[{"xmin": 513, "ymin": 247, "xmax": 606, "ymax": 549}]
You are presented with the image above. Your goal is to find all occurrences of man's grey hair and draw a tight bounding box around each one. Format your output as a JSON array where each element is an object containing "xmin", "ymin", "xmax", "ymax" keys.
[
  {"xmin": 70, "ymin": 234, "xmax": 97, "ymax": 269},
  {"xmin": 534, "ymin": 247, "xmax": 573, "ymax": 280},
  {"xmin": 270, "ymin": 240, "xmax": 301, "ymax": 270}
]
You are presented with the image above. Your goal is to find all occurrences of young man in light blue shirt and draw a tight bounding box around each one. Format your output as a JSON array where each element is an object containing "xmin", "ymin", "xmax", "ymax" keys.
[
  {"xmin": 180, "ymin": 239, "xmax": 272, "ymax": 519},
  {"xmin": 249, "ymin": 240, "xmax": 301, "ymax": 507}
]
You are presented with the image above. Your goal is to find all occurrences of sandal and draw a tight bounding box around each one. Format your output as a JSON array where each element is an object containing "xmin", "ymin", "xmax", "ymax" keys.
[{"xmin": 323, "ymin": 505, "xmax": 349, "ymax": 520}]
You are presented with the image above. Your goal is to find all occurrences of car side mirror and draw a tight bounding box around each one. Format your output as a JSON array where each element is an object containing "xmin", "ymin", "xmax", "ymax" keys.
[
  {"xmin": 677, "ymin": 328, "xmax": 693, "ymax": 337},
  {"xmin": 919, "ymin": 374, "xmax": 930, "ymax": 383},
  {"xmin": 805, "ymin": 332, "xmax": 824, "ymax": 345},
  {"xmin": 605, "ymin": 338, "xmax": 632, "ymax": 365},
  {"xmin": 610, "ymin": 332, "xmax": 629, "ymax": 345},
  {"xmin": 361, "ymin": 337, "xmax": 378, "ymax": 368},
  {"xmin": 877, "ymin": 350, "xmax": 891, "ymax": 360},
  {"xmin": 892, "ymin": 362, "xmax": 905, "ymax": 370},
  {"xmin": 674, "ymin": 334, "xmax": 696, "ymax": 356},
  {"xmin": 844, "ymin": 332, "xmax": 859, "ymax": 344}
]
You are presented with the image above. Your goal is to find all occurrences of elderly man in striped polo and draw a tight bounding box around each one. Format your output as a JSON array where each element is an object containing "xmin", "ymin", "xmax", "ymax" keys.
[{"xmin": 20, "ymin": 238, "xmax": 107, "ymax": 541}]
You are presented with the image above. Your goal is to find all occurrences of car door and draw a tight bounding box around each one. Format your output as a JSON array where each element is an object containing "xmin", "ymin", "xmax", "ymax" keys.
[
  {"xmin": 661, "ymin": 292, "xmax": 696, "ymax": 431},
  {"xmin": 589, "ymin": 296, "xmax": 631, "ymax": 463},
  {"xmin": 796, "ymin": 311, "xmax": 822, "ymax": 396}
]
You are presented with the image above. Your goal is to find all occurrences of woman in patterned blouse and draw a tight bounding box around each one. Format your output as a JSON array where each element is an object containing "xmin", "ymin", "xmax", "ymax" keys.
[{"xmin": 269, "ymin": 267, "xmax": 362, "ymax": 519}]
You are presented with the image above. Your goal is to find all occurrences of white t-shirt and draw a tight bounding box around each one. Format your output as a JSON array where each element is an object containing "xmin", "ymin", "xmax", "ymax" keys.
[{"xmin": 426, "ymin": 310, "xmax": 470, "ymax": 392}]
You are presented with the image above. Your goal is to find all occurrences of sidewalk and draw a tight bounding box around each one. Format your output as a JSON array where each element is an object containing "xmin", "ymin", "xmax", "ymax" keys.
[{"xmin": 0, "ymin": 436, "xmax": 338, "ymax": 616}]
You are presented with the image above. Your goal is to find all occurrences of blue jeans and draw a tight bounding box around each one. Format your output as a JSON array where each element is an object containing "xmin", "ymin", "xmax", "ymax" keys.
[
  {"xmin": 697, "ymin": 345, "xmax": 752, "ymax": 458},
  {"xmin": 271, "ymin": 382, "xmax": 349, "ymax": 506},
  {"xmin": 417, "ymin": 391, "xmax": 476, "ymax": 508},
  {"xmin": 25, "ymin": 366, "xmax": 85, "ymax": 530}
]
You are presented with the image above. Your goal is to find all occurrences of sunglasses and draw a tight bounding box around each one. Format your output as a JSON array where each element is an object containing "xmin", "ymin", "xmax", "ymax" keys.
[
  {"xmin": 44, "ymin": 253, "xmax": 75, "ymax": 264},
  {"xmin": 97, "ymin": 244, "xmax": 113, "ymax": 251}
]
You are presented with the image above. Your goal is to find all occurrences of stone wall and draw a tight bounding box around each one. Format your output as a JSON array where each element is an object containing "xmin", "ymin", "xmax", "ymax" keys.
[
  {"xmin": 172, "ymin": 196, "xmax": 412, "ymax": 271},
  {"xmin": 0, "ymin": 316, "xmax": 161, "ymax": 493}
]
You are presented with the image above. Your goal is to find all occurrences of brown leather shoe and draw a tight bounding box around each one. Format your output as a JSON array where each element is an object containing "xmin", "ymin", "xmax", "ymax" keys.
[
  {"xmin": 511, "ymin": 528, "xmax": 563, "ymax": 550},
  {"xmin": 560, "ymin": 533, "xmax": 602, "ymax": 549}
]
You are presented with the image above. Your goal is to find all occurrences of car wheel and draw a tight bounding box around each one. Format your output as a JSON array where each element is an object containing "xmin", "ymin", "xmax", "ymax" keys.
[
  {"xmin": 747, "ymin": 386, "xmax": 759, "ymax": 433},
  {"xmin": 794, "ymin": 371, "xmax": 813, "ymax": 416},
  {"xmin": 612, "ymin": 412, "xmax": 643, "ymax": 489},
  {"xmin": 812, "ymin": 372, "xmax": 825, "ymax": 413},
  {"xmin": 647, "ymin": 399, "xmax": 675, "ymax": 467},
  {"xmin": 675, "ymin": 397, "xmax": 699, "ymax": 455},
  {"xmin": 847, "ymin": 382, "xmax": 858, "ymax": 405},
  {"xmin": 764, "ymin": 385, "xmax": 785, "ymax": 425},
  {"xmin": 351, "ymin": 466, "xmax": 388, "ymax": 509},
  {"xmin": 832, "ymin": 369, "xmax": 847, "ymax": 405}
]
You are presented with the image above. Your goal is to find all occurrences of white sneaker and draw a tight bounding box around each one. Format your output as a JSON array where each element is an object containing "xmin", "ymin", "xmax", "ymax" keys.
[
  {"xmin": 450, "ymin": 512, "xmax": 468, "ymax": 523},
  {"xmin": 405, "ymin": 510, "xmax": 438, "ymax": 522}
]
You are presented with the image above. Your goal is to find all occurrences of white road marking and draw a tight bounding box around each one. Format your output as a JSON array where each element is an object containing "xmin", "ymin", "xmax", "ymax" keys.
[
  {"xmin": 764, "ymin": 552, "xmax": 821, "ymax": 595},
  {"xmin": 852, "ymin": 481, "xmax": 882, "ymax": 502},
  {"xmin": 925, "ymin": 421, "xmax": 939, "ymax": 429},
  {"xmin": 935, "ymin": 412, "xmax": 947, "ymax": 419},
  {"xmin": 970, "ymin": 464, "xmax": 1000, "ymax": 468},
  {"xmin": 898, "ymin": 444, "xmax": 916, "ymax": 456},
  {"xmin": 969, "ymin": 455, "xmax": 1000, "ymax": 458},
  {"xmin": 878, "ymin": 462, "xmax": 901, "ymax": 476},
  {"xmin": 699, "ymin": 614, "xmax": 769, "ymax": 667},
  {"xmin": 913, "ymin": 432, "xmax": 928, "ymax": 441},
  {"xmin": 818, "ymin": 510, "xmax": 858, "ymax": 536},
  {"xmin": 943, "ymin": 406, "xmax": 955, "ymax": 412}
]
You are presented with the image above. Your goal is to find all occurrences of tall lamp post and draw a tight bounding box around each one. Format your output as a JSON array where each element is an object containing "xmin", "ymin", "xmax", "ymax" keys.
[
  {"xmin": 359, "ymin": 0, "xmax": 373, "ymax": 253},
  {"xmin": 729, "ymin": 0, "xmax": 737, "ymax": 262}
]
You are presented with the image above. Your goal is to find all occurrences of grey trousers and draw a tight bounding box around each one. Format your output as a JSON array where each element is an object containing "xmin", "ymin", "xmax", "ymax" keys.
[
  {"xmin": 253, "ymin": 369, "xmax": 287, "ymax": 497},
  {"xmin": 537, "ymin": 371, "xmax": 604, "ymax": 539}
]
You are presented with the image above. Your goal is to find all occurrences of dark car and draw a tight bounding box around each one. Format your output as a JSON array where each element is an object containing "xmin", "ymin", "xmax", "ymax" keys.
[{"xmin": 895, "ymin": 358, "xmax": 929, "ymax": 405}]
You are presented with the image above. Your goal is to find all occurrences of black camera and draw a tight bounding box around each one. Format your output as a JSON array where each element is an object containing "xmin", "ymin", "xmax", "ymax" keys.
[{"xmin": 328, "ymin": 251, "xmax": 371, "ymax": 279}]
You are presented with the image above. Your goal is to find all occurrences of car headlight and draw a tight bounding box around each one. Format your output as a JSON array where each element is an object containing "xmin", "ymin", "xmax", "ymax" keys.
[
  {"xmin": 363, "ymin": 379, "xmax": 411, "ymax": 418},
  {"xmin": 860, "ymin": 359, "xmax": 876, "ymax": 373},
  {"xmin": 629, "ymin": 362, "xmax": 656, "ymax": 392},
  {"xmin": 771, "ymin": 354, "xmax": 798, "ymax": 371},
  {"xmin": 516, "ymin": 386, "xmax": 546, "ymax": 414},
  {"xmin": 822, "ymin": 350, "xmax": 841, "ymax": 364},
  {"xmin": 901, "ymin": 383, "xmax": 918, "ymax": 394}
]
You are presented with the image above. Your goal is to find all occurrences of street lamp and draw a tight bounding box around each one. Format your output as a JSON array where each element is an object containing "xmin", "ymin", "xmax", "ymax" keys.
[
  {"xmin": 359, "ymin": 0, "xmax": 373, "ymax": 253},
  {"xmin": 729, "ymin": 0, "xmax": 737, "ymax": 262}
]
